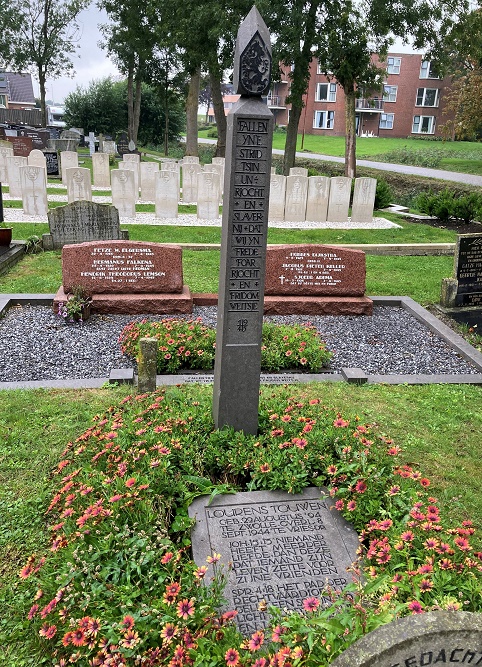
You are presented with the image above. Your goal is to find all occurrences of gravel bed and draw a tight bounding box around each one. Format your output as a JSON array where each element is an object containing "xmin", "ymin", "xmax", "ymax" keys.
[{"xmin": 0, "ymin": 304, "xmax": 477, "ymax": 382}]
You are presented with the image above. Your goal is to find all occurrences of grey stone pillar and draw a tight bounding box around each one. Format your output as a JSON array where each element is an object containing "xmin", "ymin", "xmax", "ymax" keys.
[
  {"xmin": 213, "ymin": 6, "xmax": 274, "ymax": 434},
  {"xmin": 138, "ymin": 337, "xmax": 157, "ymax": 393}
]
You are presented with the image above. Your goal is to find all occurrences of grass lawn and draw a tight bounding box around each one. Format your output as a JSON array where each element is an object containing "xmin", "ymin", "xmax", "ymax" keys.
[{"xmin": 198, "ymin": 129, "xmax": 482, "ymax": 170}]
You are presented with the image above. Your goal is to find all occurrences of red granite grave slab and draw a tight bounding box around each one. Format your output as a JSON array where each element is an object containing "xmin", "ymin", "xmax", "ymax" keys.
[
  {"xmin": 62, "ymin": 241, "xmax": 184, "ymax": 294},
  {"xmin": 265, "ymin": 244, "xmax": 366, "ymax": 296},
  {"xmin": 53, "ymin": 285, "xmax": 193, "ymax": 315},
  {"xmin": 264, "ymin": 295, "xmax": 373, "ymax": 316}
]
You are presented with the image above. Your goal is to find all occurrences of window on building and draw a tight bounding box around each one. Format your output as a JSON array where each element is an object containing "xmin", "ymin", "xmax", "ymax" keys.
[
  {"xmin": 412, "ymin": 115, "xmax": 436, "ymax": 134},
  {"xmin": 313, "ymin": 110, "xmax": 335, "ymax": 129},
  {"xmin": 419, "ymin": 61, "xmax": 439, "ymax": 79},
  {"xmin": 383, "ymin": 85, "xmax": 398, "ymax": 102},
  {"xmin": 387, "ymin": 57, "xmax": 401, "ymax": 74},
  {"xmin": 416, "ymin": 88, "xmax": 440, "ymax": 107},
  {"xmin": 315, "ymin": 82, "xmax": 337, "ymax": 102},
  {"xmin": 379, "ymin": 113, "xmax": 394, "ymax": 129},
  {"xmin": 0, "ymin": 94, "xmax": 6, "ymax": 107}
]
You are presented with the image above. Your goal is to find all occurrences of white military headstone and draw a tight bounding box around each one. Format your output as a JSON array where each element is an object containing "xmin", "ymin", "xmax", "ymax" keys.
[
  {"xmin": 140, "ymin": 162, "xmax": 159, "ymax": 201},
  {"xmin": 119, "ymin": 161, "xmax": 139, "ymax": 197},
  {"xmin": 20, "ymin": 165, "xmax": 48, "ymax": 216},
  {"xmin": 306, "ymin": 176, "xmax": 330, "ymax": 222},
  {"xmin": 6, "ymin": 155, "xmax": 28, "ymax": 198},
  {"xmin": 28, "ymin": 149, "xmax": 47, "ymax": 171},
  {"xmin": 111, "ymin": 168, "xmax": 136, "ymax": 218},
  {"xmin": 289, "ymin": 167, "xmax": 308, "ymax": 177},
  {"xmin": 60, "ymin": 151, "xmax": 79, "ymax": 185},
  {"xmin": 197, "ymin": 171, "xmax": 221, "ymax": 219},
  {"xmin": 182, "ymin": 156, "xmax": 200, "ymax": 165},
  {"xmin": 351, "ymin": 177, "xmax": 377, "ymax": 223},
  {"xmin": 181, "ymin": 163, "xmax": 201, "ymax": 203},
  {"xmin": 123, "ymin": 152, "xmax": 140, "ymax": 166},
  {"xmin": 0, "ymin": 145, "xmax": 14, "ymax": 183},
  {"xmin": 92, "ymin": 152, "xmax": 111, "ymax": 188},
  {"xmin": 327, "ymin": 176, "xmax": 351, "ymax": 222},
  {"xmin": 155, "ymin": 169, "xmax": 179, "ymax": 219},
  {"xmin": 285, "ymin": 174, "xmax": 308, "ymax": 222},
  {"xmin": 66, "ymin": 167, "xmax": 93, "ymax": 203},
  {"xmin": 268, "ymin": 174, "xmax": 286, "ymax": 221}
]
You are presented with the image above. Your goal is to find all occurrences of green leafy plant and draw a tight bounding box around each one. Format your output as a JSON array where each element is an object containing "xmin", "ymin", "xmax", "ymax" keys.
[
  {"xmin": 24, "ymin": 234, "xmax": 43, "ymax": 254},
  {"xmin": 416, "ymin": 189, "xmax": 482, "ymax": 224},
  {"xmin": 119, "ymin": 318, "xmax": 332, "ymax": 373},
  {"xmin": 14, "ymin": 388, "xmax": 482, "ymax": 667},
  {"xmin": 57, "ymin": 285, "xmax": 92, "ymax": 324},
  {"xmin": 374, "ymin": 179, "xmax": 393, "ymax": 209}
]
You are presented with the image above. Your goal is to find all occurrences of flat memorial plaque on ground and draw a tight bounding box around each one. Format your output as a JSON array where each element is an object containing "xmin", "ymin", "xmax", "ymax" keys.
[{"xmin": 189, "ymin": 487, "xmax": 359, "ymax": 636}]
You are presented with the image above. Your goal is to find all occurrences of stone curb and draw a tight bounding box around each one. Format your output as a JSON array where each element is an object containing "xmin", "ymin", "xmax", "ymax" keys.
[{"xmin": 0, "ymin": 294, "xmax": 481, "ymax": 390}]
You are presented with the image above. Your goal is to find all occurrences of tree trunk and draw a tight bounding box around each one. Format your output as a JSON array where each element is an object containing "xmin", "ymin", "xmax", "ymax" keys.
[
  {"xmin": 164, "ymin": 67, "xmax": 169, "ymax": 156},
  {"xmin": 283, "ymin": 103, "xmax": 302, "ymax": 175},
  {"xmin": 210, "ymin": 72, "xmax": 226, "ymax": 157},
  {"xmin": 344, "ymin": 85, "xmax": 357, "ymax": 179},
  {"xmin": 127, "ymin": 65, "xmax": 134, "ymax": 143},
  {"xmin": 133, "ymin": 74, "xmax": 142, "ymax": 145},
  {"xmin": 185, "ymin": 69, "xmax": 200, "ymax": 156},
  {"xmin": 39, "ymin": 69, "xmax": 47, "ymax": 127}
]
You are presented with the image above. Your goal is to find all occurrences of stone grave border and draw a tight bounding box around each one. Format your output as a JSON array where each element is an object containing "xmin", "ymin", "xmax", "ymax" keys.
[{"xmin": 0, "ymin": 293, "xmax": 482, "ymax": 390}]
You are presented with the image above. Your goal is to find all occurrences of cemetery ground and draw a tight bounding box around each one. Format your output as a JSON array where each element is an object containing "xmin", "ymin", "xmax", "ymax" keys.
[
  {"xmin": 1, "ymin": 220, "xmax": 482, "ymax": 665},
  {"xmin": 1, "ymin": 153, "xmax": 482, "ymax": 664}
]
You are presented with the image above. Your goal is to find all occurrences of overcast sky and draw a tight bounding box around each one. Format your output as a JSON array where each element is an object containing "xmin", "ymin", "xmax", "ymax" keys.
[{"xmin": 36, "ymin": 5, "xmax": 421, "ymax": 105}]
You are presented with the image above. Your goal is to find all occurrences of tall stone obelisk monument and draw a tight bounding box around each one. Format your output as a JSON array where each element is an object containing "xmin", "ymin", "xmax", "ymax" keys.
[{"xmin": 213, "ymin": 6, "xmax": 274, "ymax": 434}]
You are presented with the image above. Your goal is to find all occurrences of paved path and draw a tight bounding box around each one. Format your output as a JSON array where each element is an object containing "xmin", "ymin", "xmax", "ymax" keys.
[{"xmin": 197, "ymin": 138, "xmax": 482, "ymax": 186}]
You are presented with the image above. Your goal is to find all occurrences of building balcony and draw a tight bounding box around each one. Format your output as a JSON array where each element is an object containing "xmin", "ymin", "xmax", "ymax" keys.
[
  {"xmin": 355, "ymin": 98, "xmax": 384, "ymax": 112},
  {"xmin": 267, "ymin": 95, "xmax": 286, "ymax": 109}
]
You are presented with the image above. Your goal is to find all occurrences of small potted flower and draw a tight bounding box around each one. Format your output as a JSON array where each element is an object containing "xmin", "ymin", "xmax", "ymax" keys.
[
  {"xmin": 57, "ymin": 286, "xmax": 92, "ymax": 324},
  {"xmin": 0, "ymin": 221, "xmax": 13, "ymax": 247}
]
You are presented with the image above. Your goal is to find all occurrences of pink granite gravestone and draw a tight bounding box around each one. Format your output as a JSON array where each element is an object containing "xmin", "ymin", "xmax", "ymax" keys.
[
  {"xmin": 264, "ymin": 244, "xmax": 372, "ymax": 315},
  {"xmin": 53, "ymin": 240, "xmax": 193, "ymax": 314}
]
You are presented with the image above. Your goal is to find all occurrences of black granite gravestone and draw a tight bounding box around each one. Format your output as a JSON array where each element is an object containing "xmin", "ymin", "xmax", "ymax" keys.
[
  {"xmin": 189, "ymin": 487, "xmax": 359, "ymax": 636},
  {"xmin": 213, "ymin": 6, "xmax": 274, "ymax": 435}
]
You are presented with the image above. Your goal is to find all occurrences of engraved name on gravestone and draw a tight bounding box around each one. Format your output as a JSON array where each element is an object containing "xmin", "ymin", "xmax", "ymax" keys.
[
  {"xmin": 46, "ymin": 201, "xmax": 124, "ymax": 249},
  {"xmin": 44, "ymin": 151, "xmax": 60, "ymax": 176},
  {"xmin": 454, "ymin": 234, "xmax": 482, "ymax": 307},
  {"xmin": 330, "ymin": 611, "xmax": 482, "ymax": 667},
  {"xmin": 213, "ymin": 6, "xmax": 274, "ymax": 435},
  {"xmin": 189, "ymin": 488, "xmax": 359, "ymax": 636},
  {"xmin": 62, "ymin": 241, "xmax": 183, "ymax": 294}
]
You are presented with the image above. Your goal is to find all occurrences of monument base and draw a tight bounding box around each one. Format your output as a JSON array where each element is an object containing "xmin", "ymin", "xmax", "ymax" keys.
[
  {"xmin": 191, "ymin": 293, "xmax": 373, "ymax": 315},
  {"xmin": 264, "ymin": 295, "xmax": 373, "ymax": 316},
  {"xmin": 434, "ymin": 303, "xmax": 482, "ymax": 329},
  {"xmin": 53, "ymin": 285, "xmax": 193, "ymax": 315}
]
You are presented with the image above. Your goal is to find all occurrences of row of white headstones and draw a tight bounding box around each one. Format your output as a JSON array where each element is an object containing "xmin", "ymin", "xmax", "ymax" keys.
[{"xmin": 0, "ymin": 147, "xmax": 377, "ymax": 222}]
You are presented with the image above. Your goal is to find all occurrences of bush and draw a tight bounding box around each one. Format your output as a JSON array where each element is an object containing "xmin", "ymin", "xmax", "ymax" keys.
[
  {"xmin": 374, "ymin": 179, "xmax": 393, "ymax": 209},
  {"xmin": 206, "ymin": 127, "xmax": 218, "ymax": 138},
  {"xmin": 119, "ymin": 318, "xmax": 332, "ymax": 373},
  {"xmin": 416, "ymin": 188, "xmax": 482, "ymax": 223}
]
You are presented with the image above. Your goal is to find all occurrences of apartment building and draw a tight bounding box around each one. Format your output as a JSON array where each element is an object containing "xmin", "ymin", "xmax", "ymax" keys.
[{"xmin": 271, "ymin": 53, "xmax": 454, "ymax": 139}]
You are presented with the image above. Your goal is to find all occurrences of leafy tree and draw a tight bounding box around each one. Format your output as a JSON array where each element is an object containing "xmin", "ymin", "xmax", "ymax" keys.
[
  {"xmin": 98, "ymin": 0, "xmax": 160, "ymax": 144},
  {"xmin": 63, "ymin": 77, "xmax": 126, "ymax": 134},
  {"xmin": 434, "ymin": 9, "xmax": 482, "ymax": 140},
  {"xmin": 262, "ymin": 0, "xmax": 465, "ymax": 176},
  {"xmin": 1, "ymin": 0, "xmax": 90, "ymax": 127},
  {"xmin": 63, "ymin": 77, "xmax": 185, "ymax": 145}
]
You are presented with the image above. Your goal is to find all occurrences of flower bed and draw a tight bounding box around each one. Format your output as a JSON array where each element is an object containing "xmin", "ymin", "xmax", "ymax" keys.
[
  {"xmin": 119, "ymin": 319, "xmax": 332, "ymax": 373},
  {"xmin": 18, "ymin": 386, "xmax": 482, "ymax": 666}
]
